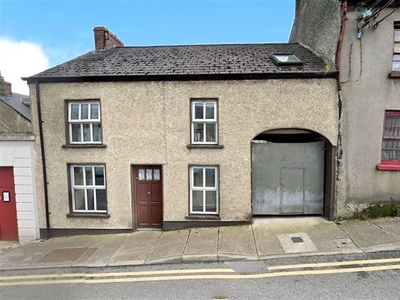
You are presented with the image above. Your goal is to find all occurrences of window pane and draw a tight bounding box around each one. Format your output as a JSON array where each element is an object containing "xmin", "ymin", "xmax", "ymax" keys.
[
  {"xmin": 85, "ymin": 167, "xmax": 93, "ymax": 185},
  {"xmin": 146, "ymin": 169, "xmax": 153, "ymax": 180},
  {"xmin": 70, "ymin": 104, "xmax": 79, "ymax": 120},
  {"xmin": 393, "ymin": 55, "xmax": 400, "ymax": 71},
  {"xmin": 93, "ymin": 124, "xmax": 102, "ymax": 142},
  {"xmin": 74, "ymin": 189, "xmax": 85, "ymax": 210},
  {"xmin": 382, "ymin": 149, "xmax": 400, "ymax": 160},
  {"xmin": 193, "ymin": 168, "xmax": 203, "ymax": 187},
  {"xmin": 71, "ymin": 124, "xmax": 82, "ymax": 142},
  {"xmin": 194, "ymin": 103, "xmax": 204, "ymax": 119},
  {"xmin": 91, "ymin": 103, "xmax": 99, "ymax": 119},
  {"xmin": 138, "ymin": 169, "xmax": 145, "ymax": 180},
  {"xmin": 205, "ymin": 123, "xmax": 216, "ymax": 142},
  {"xmin": 205, "ymin": 191, "xmax": 217, "ymax": 212},
  {"xmin": 74, "ymin": 167, "xmax": 84, "ymax": 185},
  {"xmin": 205, "ymin": 103, "xmax": 215, "ymax": 119},
  {"xmin": 395, "ymin": 30, "xmax": 400, "ymax": 42},
  {"xmin": 384, "ymin": 116, "xmax": 400, "ymax": 137},
  {"xmin": 94, "ymin": 167, "xmax": 104, "ymax": 185},
  {"xmin": 154, "ymin": 169, "xmax": 160, "ymax": 180},
  {"xmin": 192, "ymin": 191, "xmax": 204, "ymax": 212},
  {"xmin": 96, "ymin": 190, "xmax": 107, "ymax": 210},
  {"xmin": 205, "ymin": 168, "xmax": 216, "ymax": 187},
  {"xmin": 87, "ymin": 189, "xmax": 94, "ymax": 210},
  {"xmin": 193, "ymin": 123, "xmax": 204, "ymax": 142},
  {"xmin": 81, "ymin": 104, "xmax": 89, "ymax": 119},
  {"xmin": 83, "ymin": 124, "xmax": 91, "ymax": 142}
]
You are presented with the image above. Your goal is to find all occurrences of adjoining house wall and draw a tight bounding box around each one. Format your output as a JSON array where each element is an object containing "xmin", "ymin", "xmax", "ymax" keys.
[
  {"xmin": 337, "ymin": 8, "xmax": 400, "ymax": 216},
  {"xmin": 30, "ymin": 79, "xmax": 338, "ymax": 231},
  {"xmin": 0, "ymin": 139, "xmax": 39, "ymax": 242},
  {"xmin": 290, "ymin": 0, "xmax": 342, "ymax": 66},
  {"xmin": 0, "ymin": 102, "xmax": 31, "ymax": 133}
]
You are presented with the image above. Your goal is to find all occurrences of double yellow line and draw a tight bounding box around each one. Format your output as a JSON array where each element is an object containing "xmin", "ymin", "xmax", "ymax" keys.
[{"xmin": 1, "ymin": 258, "xmax": 400, "ymax": 286}]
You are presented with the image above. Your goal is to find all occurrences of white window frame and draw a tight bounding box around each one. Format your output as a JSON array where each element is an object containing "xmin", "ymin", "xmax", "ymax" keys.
[
  {"xmin": 70, "ymin": 165, "xmax": 107, "ymax": 213},
  {"xmin": 191, "ymin": 100, "xmax": 218, "ymax": 145},
  {"xmin": 190, "ymin": 166, "xmax": 219, "ymax": 215},
  {"xmin": 393, "ymin": 24, "xmax": 400, "ymax": 71},
  {"xmin": 68, "ymin": 101, "xmax": 102, "ymax": 144}
]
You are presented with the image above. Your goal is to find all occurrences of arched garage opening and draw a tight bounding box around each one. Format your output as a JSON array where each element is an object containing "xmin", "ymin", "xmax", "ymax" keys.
[{"xmin": 251, "ymin": 128, "xmax": 335, "ymax": 220}]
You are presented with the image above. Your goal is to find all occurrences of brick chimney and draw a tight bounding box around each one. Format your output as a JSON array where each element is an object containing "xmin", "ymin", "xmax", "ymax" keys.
[
  {"xmin": 93, "ymin": 26, "xmax": 124, "ymax": 51},
  {"xmin": 0, "ymin": 73, "xmax": 12, "ymax": 97}
]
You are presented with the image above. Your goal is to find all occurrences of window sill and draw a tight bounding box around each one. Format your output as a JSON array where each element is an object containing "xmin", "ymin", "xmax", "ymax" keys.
[
  {"xmin": 185, "ymin": 215, "xmax": 221, "ymax": 221},
  {"xmin": 66, "ymin": 213, "xmax": 110, "ymax": 218},
  {"xmin": 187, "ymin": 144, "xmax": 224, "ymax": 149},
  {"xmin": 62, "ymin": 144, "xmax": 107, "ymax": 149},
  {"xmin": 389, "ymin": 71, "xmax": 400, "ymax": 78},
  {"xmin": 376, "ymin": 163, "xmax": 400, "ymax": 171}
]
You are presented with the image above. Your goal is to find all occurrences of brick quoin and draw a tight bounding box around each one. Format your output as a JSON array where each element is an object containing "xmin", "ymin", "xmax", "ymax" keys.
[{"xmin": 93, "ymin": 26, "xmax": 124, "ymax": 50}]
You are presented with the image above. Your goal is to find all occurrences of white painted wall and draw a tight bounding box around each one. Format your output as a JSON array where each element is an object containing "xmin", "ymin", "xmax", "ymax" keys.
[{"xmin": 0, "ymin": 139, "xmax": 38, "ymax": 242}]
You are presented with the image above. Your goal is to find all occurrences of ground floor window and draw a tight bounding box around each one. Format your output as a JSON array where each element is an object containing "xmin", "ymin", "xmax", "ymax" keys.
[
  {"xmin": 190, "ymin": 166, "xmax": 218, "ymax": 214},
  {"xmin": 70, "ymin": 165, "xmax": 107, "ymax": 213}
]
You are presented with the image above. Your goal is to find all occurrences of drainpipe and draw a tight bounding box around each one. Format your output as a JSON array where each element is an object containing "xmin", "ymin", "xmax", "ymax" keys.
[
  {"xmin": 35, "ymin": 81, "xmax": 51, "ymax": 239},
  {"xmin": 336, "ymin": 0, "xmax": 348, "ymax": 89}
]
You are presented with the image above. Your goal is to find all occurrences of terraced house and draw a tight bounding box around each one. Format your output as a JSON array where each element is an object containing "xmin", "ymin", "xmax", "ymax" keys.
[
  {"xmin": 291, "ymin": 0, "xmax": 400, "ymax": 216},
  {"xmin": 25, "ymin": 27, "xmax": 339, "ymax": 238}
]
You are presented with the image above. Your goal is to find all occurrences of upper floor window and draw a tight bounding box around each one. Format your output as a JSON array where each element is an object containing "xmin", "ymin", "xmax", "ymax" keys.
[
  {"xmin": 392, "ymin": 22, "xmax": 400, "ymax": 72},
  {"xmin": 191, "ymin": 100, "xmax": 218, "ymax": 144},
  {"xmin": 377, "ymin": 111, "xmax": 400, "ymax": 170},
  {"xmin": 68, "ymin": 101, "xmax": 102, "ymax": 144}
]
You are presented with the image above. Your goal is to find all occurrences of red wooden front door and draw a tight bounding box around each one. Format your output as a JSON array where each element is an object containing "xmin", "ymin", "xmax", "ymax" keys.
[
  {"xmin": 134, "ymin": 166, "xmax": 163, "ymax": 228},
  {"xmin": 0, "ymin": 167, "xmax": 18, "ymax": 240}
]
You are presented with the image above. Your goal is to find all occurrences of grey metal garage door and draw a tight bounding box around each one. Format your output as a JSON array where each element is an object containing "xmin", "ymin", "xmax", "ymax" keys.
[{"xmin": 252, "ymin": 141, "xmax": 324, "ymax": 215}]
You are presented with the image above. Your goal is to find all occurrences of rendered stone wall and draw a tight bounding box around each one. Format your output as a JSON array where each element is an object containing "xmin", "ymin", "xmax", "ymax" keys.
[
  {"xmin": 290, "ymin": 0, "xmax": 341, "ymax": 66},
  {"xmin": 337, "ymin": 9, "xmax": 400, "ymax": 216}
]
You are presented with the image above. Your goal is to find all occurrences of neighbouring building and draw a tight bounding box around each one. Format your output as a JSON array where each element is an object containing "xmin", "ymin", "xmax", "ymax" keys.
[
  {"xmin": 291, "ymin": 0, "xmax": 400, "ymax": 216},
  {"xmin": 0, "ymin": 74, "xmax": 39, "ymax": 242},
  {"xmin": 25, "ymin": 27, "xmax": 339, "ymax": 238}
]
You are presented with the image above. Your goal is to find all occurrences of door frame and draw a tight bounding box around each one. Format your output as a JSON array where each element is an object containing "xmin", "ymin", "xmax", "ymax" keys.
[{"xmin": 131, "ymin": 164, "xmax": 163, "ymax": 230}]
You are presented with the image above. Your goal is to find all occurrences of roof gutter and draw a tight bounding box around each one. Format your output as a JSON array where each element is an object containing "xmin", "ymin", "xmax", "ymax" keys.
[
  {"xmin": 23, "ymin": 71, "xmax": 339, "ymax": 85},
  {"xmin": 35, "ymin": 81, "xmax": 51, "ymax": 239}
]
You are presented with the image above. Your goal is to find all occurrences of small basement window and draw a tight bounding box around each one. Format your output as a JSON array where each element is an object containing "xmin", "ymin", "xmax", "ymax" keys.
[{"xmin": 271, "ymin": 53, "xmax": 303, "ymax": 66}]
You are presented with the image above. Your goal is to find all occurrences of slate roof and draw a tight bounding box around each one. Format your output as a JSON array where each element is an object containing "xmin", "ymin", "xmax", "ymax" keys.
[
  {"xmin": 25, "ymin": 43, "xmax": 335, "ymax": 83},
  {"xmin": 0, "ymin": 93, "xmax": 31, "ymax": 121}
]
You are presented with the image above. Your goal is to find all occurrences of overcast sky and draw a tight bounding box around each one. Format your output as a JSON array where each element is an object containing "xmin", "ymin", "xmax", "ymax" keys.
[{"xmin": 0, "ymin": 0, "xmax": 295, "ymax": 94}]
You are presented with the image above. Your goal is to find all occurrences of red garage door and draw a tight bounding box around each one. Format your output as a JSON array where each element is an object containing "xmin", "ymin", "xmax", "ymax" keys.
[{"xmin": 0, "ymin": 167, "xmax": 18, "ymax": 240}]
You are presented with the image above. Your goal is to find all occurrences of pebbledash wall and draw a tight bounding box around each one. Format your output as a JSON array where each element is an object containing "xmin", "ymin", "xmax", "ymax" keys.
[
  {"xmin": 30, "ymin": 79, "xmax": 338, "ymax": 233},
  {"xmin": 0, "ymin": 136, "xmax": 39, "ymax": 242}
]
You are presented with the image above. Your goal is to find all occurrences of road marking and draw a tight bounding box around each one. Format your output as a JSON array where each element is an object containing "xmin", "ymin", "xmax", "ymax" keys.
[
  {"xmin": 268, "ymin": 257, "xmax": 400, "ymax": 271},
  {"xmin": 1, "ymin": 263, "xmax": 400, "ymax": 286},
  {"xmin": 0, "ymin": 268, "xmax": 235, "ymax": 281}
]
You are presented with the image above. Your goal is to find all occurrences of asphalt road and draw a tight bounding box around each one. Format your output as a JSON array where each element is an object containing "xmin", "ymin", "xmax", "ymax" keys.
[{"xmin": 1, "ymin": 251, "xmax": 400, "ymax": 300}]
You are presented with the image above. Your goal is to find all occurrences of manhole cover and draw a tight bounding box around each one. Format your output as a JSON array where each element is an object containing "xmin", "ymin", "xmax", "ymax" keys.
[
  {"xmin": 39, "ymin": 247, "xmax": 89, "ymax": 262},
  {"xmin": 291, "ymin": 237, "xmax": 304, "ymax": 243}
]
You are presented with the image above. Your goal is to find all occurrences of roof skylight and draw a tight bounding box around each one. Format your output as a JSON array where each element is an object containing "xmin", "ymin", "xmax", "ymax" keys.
[{"xmin": 271, "ymin": 53, "xmax": 303, "ymax": 66}]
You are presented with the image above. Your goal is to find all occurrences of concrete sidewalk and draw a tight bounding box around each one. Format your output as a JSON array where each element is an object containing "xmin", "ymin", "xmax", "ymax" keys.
[{"xmin": 1, "ymin": 217, "xmax": 400, "ymax": 270}]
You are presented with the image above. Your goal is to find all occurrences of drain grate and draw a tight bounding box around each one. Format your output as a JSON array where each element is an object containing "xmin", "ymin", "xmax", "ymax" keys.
[{"xmin": 291, "ymin": 237, "xmax": 304, "ymax": 243}]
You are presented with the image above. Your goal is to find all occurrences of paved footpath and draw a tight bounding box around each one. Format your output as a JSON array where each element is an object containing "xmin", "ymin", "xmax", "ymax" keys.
[{"xmin": 0, "ymin": 217, "xmax": 400, "ymax": 270}]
